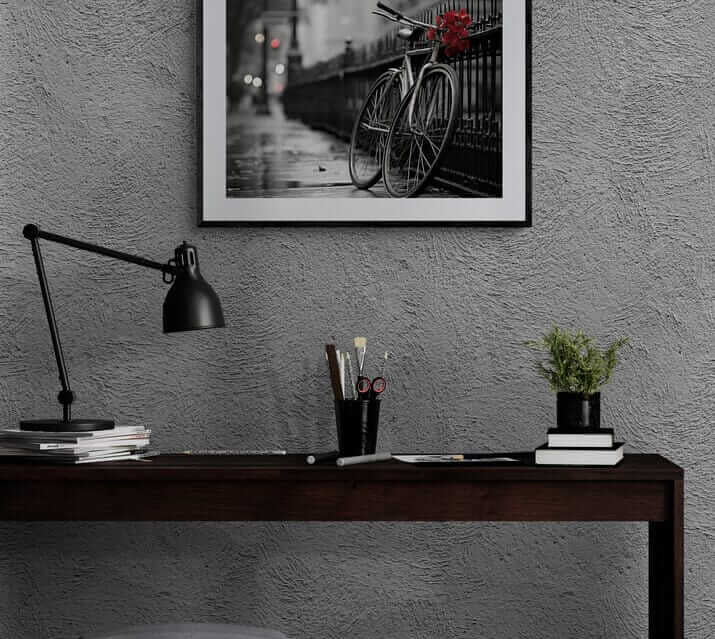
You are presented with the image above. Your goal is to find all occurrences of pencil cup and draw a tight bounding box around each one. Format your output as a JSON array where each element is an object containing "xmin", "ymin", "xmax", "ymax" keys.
[{"xmin": 334, "ymin": 399, "xmax": 381, "ymax": 457}]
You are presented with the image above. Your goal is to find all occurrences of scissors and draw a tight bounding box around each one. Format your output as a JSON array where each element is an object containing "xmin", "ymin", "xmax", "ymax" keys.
[
  {"xmin": 356, "ymin": 352, "xmax": 390, "ymax": 400},
  {"xmin": 356, "ymin": 375, "xmax": 387, "ymax": 400}
]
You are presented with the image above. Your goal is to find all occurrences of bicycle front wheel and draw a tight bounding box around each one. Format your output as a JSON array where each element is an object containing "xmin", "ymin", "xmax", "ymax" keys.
[
  {"xmin": 349, "ymin": 71, "xmax": 402, "ymax": 190},
  {"xmin": 383, "ymin": 64, "xmax": 460, "ymax": 198}
]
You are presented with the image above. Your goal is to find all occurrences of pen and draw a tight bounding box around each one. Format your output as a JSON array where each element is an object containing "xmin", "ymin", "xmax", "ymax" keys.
[
  {"xmin": 336, "ymin": 452, "xmax": 392, "ymax": 467},
  {"xmin": 181, "ymin": 450, "xmax": 287, "ymax": 456},
  {"xmin": 306, "ymin": 450, "xmax": 340, "ymax": 465}
]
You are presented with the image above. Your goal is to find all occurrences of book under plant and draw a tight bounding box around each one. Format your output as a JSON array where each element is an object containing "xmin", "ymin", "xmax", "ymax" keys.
[{"xmin": 528, "ymin": 326, "xmax": 629, "ymax": 465}]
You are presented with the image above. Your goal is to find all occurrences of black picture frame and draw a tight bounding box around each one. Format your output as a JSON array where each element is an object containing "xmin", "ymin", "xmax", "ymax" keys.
[{"xmin": 197, "ymin": 0, "xmax": 532, "ymax": 227}]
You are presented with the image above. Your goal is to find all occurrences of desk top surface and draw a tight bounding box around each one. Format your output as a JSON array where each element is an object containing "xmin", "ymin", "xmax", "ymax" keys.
[{"xmin": 0, "ymin": 454, "xmax": 683, "ymax": 482}]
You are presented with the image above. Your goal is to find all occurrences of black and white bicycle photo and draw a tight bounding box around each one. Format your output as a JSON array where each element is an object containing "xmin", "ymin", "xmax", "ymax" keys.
[{"xmin": 199, "ymin": 0, "xmax": 530, "ymax": 224}]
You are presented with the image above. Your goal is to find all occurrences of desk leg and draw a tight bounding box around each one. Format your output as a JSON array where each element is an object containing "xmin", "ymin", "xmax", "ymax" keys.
[{"xmin": 649, "ymin": 479, "xmax": 683, "ymax": 639}]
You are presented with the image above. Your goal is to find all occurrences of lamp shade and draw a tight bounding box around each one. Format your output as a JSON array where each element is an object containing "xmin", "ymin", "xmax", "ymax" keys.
[{"xmin": 163, "ymin": 242, "xmax": 225, "ymax": 333}]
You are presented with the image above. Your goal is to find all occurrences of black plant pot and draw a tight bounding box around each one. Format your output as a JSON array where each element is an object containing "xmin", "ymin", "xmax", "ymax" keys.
[{"xmin": 556, "ymin": 392, "xmax": 600, "ymax": 430}]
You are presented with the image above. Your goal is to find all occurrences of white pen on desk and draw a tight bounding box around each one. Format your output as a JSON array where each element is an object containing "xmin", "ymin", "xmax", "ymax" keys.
[
  {"xmin": 306, "ymin": 450, "xmax": 340, "ymax": 465},
  {"xmin": 336, "ymin": 452, "xmax": 392, "ymax": 467}
]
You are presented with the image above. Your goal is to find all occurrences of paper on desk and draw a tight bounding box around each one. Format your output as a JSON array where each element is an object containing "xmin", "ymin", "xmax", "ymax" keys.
[{"xmin": 393, "ymin": 455, "xmax": 520, "ymax": 464}]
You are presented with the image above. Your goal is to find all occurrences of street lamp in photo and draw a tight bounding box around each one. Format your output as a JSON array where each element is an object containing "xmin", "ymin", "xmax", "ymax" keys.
[
  {"xmin": 287, "ymin": 0, "xmax": 302, "ymax": 77},
  {"xmin": 254, "ymin": 0, "xmax": 271, "ymax": 116}
]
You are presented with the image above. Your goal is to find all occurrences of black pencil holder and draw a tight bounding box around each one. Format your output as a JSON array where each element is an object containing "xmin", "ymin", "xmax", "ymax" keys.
[{"xmin": 334, "ymin": 399, "xmax": 381, "ymax": 457}]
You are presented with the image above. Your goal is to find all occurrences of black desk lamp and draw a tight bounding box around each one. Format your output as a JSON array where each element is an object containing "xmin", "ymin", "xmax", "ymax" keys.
[{"xmin": 21, "ymin": 224, "xmax": 225, "ymax": 432}]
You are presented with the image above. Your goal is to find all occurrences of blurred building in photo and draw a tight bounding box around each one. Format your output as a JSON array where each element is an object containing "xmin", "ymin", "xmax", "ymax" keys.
[
  {"xmin": 228, "ymin": 0, "xmax": 442, "ymax": 106},
  {"xmin": 297, "ymin": 0, "xmax": 437, "ymax": 67}
]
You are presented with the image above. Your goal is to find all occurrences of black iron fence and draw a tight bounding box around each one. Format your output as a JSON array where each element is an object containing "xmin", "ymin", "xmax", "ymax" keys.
[{"xmin": 283, "ymin": 0, "xmax": 502, "ymax": 196}]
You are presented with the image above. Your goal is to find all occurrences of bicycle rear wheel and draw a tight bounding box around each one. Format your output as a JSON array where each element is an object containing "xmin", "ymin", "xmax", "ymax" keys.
[
  {"xmin": 383, "ymin": 64, "xmax": 459, "ymax": 198},
  {"xmin": 349, "ymin": 71, "xmax": 402, "ymax": 189}
]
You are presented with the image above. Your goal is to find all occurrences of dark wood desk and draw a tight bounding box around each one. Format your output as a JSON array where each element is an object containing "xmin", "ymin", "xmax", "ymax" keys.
[{"xmin": 0, "ymin": 454, "xmax": 683, "ymax": 638}]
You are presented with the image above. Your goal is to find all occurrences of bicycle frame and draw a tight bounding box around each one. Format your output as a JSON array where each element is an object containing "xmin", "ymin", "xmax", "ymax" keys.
[{"xmin": 373, "ymin": 7, "xmax": 444, "ymax": 131}]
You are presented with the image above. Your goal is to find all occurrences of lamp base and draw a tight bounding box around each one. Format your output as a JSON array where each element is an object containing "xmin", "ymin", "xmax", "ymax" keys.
[{"xmin": 19, "ymin": 419, "xmax": 115, "ymax": 432}]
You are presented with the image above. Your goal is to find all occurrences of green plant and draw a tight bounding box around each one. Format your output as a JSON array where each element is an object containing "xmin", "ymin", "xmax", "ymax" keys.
[{"xmin": 526, "ymin": 327, "xmax": 628, "ymax": 396}]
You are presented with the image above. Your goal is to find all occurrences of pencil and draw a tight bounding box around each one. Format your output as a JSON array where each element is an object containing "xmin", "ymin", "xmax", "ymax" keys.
[{"xmin": 181, "ymin": 450, "xmax": 287, "ymax": 456}]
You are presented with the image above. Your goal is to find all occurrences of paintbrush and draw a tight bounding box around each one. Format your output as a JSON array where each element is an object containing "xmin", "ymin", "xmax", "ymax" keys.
[
  {"xmin": 344, "ymin": 352, "xmax": 357, "ymax": 400},
  {"xmin": 325, "ymin": 344, "xmax": 344, "ymax": 401},
  {"xmin": 380, "ymin": 351, "xmax": 390, "ymax": 378},
  {"xmin": 353, "ymin": 337, "xmax": 367, "ymax": 377},
  {"xmin": 337, "ymin": 348, "xmax": 345, "ymax": 398}
]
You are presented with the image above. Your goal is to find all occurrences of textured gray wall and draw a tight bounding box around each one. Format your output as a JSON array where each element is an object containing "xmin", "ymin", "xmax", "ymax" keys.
[{"xmin": 1, "ymin": 1, "xmax": 713, "ymax": 638}]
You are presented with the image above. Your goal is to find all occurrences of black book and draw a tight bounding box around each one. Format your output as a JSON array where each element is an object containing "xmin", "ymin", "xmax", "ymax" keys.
[
  {"xmin": 535, "ymin": 442, "xmax": 624, "ymax": 466},
  {"xmin": 547, "ymin": 428, "xmax": 614, "ymax": 434},
  {"xmin": 547, "ymin": 428, "xmax": 614, "ymax": 449}
]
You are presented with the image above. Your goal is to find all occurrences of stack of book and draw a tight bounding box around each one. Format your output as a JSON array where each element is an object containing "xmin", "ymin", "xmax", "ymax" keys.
[
  {"xmin": 0, "ymin": 426, "xmax": 152, "ymax": 464},
  {"xmin": 535, "ymin": 428, "xmax": 624, "ymax": 466}
]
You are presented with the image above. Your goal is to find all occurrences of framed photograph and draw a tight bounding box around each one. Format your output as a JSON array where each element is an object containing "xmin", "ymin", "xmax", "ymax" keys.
[{"xmin": 199, "ymin": 0, "xmax": 531, "ymax": 225}]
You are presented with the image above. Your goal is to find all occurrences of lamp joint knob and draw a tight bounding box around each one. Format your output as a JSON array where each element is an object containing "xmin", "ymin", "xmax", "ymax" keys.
[
  {"xmin": 58, "ymin": 389, "xmax": 75, "ymax": 406},
  {"xmin": 23, "ymin": 224, "xmax": 40, "ymax": 239}
]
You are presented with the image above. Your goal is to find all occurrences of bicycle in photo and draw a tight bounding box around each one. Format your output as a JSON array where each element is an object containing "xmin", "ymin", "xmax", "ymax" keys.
[{"xmin": 348, "ymin": 1, "xmax": 462, "ymax": 198}]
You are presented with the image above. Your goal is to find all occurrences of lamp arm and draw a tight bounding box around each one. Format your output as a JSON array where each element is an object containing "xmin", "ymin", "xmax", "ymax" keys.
[
  {"xmin": 24, "ymin": 225, "xmax": 178, "ymax": 275},
  {"xmin": 27, "ymin": 235, "xmax": 74, "ymax": 422},
  {"xmin": 23, "ymin": 224, "xmax": 180, "ymax": 423}
]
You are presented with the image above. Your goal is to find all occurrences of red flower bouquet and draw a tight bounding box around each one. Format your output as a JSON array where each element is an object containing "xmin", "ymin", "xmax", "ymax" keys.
[{"xmin": 427, "ymin": 8, "xmax": 473, "ymax": 57}]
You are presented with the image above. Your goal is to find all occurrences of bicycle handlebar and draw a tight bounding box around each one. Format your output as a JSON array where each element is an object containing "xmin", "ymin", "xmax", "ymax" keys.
[
  {"xmin": 371, "ymin": 9, "xmax": 399, "ymax": 22},
  {"xmin": 376, "ymin": 2, "xmax": 403, "ymax": 19},
  {"xmin": 373, "ymin": 2, "xmax": 481, "ymax": 34},
  {"xmin": 373, "ymin": 3, "xmax": 438, "ymax": 31}
]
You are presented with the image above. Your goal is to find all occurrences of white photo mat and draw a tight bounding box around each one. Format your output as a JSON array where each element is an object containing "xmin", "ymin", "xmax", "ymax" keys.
[{"xmin": 200, "ymin": 0, "xmax": 530, "ymax": 225}]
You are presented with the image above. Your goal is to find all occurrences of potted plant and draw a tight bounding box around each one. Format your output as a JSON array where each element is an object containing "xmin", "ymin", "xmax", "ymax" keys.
[{"xmin": 527, "ymin": 327, "xmax": 628, "ymax": 430}]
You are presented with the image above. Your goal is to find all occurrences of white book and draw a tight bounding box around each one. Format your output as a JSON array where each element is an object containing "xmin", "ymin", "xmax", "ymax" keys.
[
  {"xmin": 71, "ymin": 452, "xmax": 150, "ymax": 464},
  {"xmin": 0, "ymin": 447, "xmax": 145, "ymax": 458},
  {"xmin": 535, "ymin": 443, "xmax": 625, "ymax": 466},
  {"xmin": 0, "ymin": 436, "xmax": 151, "ymax": 451},
  {"xmin": 60, "ymin": 450, "xmax": 155, "ymax": 464},
  {"xmin": 0, "ymin": 426, "xmax": 149, "ymax": 443},
  {"xmin": 547, "ymin": 431, "xmax": 614, "ymax": 449},
  {"xmin": 39, "ymin": 445, "xmax": 150, "ymax": 457},
  {"xmin": 38, "ymin": 437, "xmax": 150, "ymax": 451},
  {"xmin": 68, "ymin": 448, "xmax": 146, "ymax": 459},
  {"xmin": 0, "ymin": 449, "xmax": 153, "ymax": 463}
]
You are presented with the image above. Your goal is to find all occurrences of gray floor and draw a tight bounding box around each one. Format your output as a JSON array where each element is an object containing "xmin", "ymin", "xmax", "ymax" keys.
[{"xmin": 225, "ymin": 98, "xmax": 456, "ymax": 198}]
